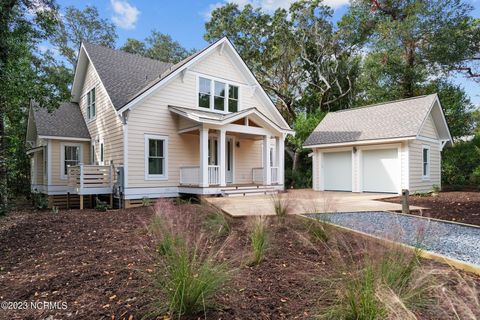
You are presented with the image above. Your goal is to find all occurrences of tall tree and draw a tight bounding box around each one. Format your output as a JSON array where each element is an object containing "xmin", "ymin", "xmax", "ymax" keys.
[
  {"xmin": 340, "ymin": 0, "xmax": 480, "ymax": 101},
  {"xmin": 53, "ymin": 5, "xmax": 117, "ymax": 67},
  {"xmin": 0, "ymin": 0, "xmax": 69, "ymax": 214},
  {"xmin": 120, "ymin": 31, "xmax": 193, "ymax": 63},
  {"xmin": 205, "ymin": 1, "xmax": 358, "ymax": 173}
]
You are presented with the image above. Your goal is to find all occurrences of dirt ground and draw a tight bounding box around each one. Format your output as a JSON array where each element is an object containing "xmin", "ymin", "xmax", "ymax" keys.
[
  {"xmin": 382, "ymin": 191, "xmax": 480, "ymax": 226},
  {"xmin": 0, "ymin": 203, "xmax": 478, "ymax": 320}
]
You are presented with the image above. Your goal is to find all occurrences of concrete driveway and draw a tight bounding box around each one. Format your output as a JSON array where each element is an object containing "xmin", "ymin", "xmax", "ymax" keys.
[{"xmin": 204, "ymin": 189, "xmax": 425, "ymax": 217}]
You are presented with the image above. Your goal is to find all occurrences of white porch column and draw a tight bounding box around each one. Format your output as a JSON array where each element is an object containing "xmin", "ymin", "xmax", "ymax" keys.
[
  {"xmin": 276, "ymin": 135, "xmax": 285, "ymax": 185},
  {"xmin": 218, "ymin": 129, "xmax": 226, "ymax": 187},
  {"xmin": 199, "ymin": 127, "xmax": 209, "ymax": 187},
  {"xmin": 263, "ymin": 135, "xmax": 271, "ymax": 185}
]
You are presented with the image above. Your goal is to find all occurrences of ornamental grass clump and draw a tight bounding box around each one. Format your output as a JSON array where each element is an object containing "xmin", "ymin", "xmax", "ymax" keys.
[
  {"xmin": 249, "ymin": 216, "xmax": 269, "ymax": 265},
  {"xmin": 147, "ymin": 200, "xmax": 233, "ymax": 319},
  {"xmin": 322, "ymin": 242, "xmax": 434, "ymax": 320}
]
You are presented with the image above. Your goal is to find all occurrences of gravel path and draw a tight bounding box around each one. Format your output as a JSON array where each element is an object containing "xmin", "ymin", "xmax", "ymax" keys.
[{"xmin": 305, "ymin": 211, "xmax": 480, "ymax": 266}]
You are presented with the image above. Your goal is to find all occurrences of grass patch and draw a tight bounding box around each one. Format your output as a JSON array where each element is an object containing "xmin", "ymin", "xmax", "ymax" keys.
[
  {"xmin": 204, "ymin": 210, "xmax": 231, "ymax": 237},
  {"xmin": 271, "ymin": 194, "xmax": 290, "ymax": 223},
  {"xmin": 155, "ymin": 238, "xmax": 230, "ymax": 318},
  {"xmin": 306, "ymin": 217, "xmax": 329, "ymax": 243},
  {"xmin": 249, "ymin": 216, "xmax": 269, "ymax": 265},
  {"xmin": 323, "ymin": 246, "xmax": 432, "ymax": 319}
]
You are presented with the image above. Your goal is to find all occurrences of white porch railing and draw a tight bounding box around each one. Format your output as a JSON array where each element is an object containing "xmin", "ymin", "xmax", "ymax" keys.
[
  {"xmin": 252, "ymin": 167, "xmax": 279, "ymax": 184},
  {"xmin": 179, "ymin": 166, "xmax": 200, "ymax": 185},
  {"xmin": 67, "ymin": 164, "xmax": 114, "ymax": 195},
  {"xmin": 208, "ymin": 165, "xmax": 220, "ymax": 185},
  {"xmin": 179, "ymin": 165, "xmax": 220, "ymax": 185}
]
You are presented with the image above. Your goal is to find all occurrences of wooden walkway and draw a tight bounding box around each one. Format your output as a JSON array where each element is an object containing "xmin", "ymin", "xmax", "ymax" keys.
[{"xmin": 204, "ymin": 189, "xmax": 425, "ymax": 217}]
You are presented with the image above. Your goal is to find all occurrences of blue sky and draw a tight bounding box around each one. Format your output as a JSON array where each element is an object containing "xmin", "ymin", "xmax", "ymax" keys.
[{"xmin": 56, "ymin": 0, "xmax": 479, "ymax": 105}]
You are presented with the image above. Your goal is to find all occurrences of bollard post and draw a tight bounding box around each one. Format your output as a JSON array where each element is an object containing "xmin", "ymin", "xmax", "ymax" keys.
[{"xmin": 402, "ymin": 189, "xmax": 410, "ymax": 214}]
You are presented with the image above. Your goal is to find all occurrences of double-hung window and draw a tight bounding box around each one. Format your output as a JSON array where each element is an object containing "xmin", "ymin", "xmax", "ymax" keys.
[
  {"xmin": 145, "ymin": 135, "xmax": 168, "ymax": 180},
  {"xmin": 61, "ymin": 144, "xmax": 81, "ymax": 179},
  {"xmin": 87, "ymin": 87, "xmax": 96, "ymax": 120},
  {"xmin": 198, "ymin": 77, "xmax": 239, "ymax": 112},
  {"xmin": 198, "ymin": 78, "xmax": 211, "ymax": 109},
  {"xmin": 422, "ymin": 146, "xmax": 430, "ymax": 179}
]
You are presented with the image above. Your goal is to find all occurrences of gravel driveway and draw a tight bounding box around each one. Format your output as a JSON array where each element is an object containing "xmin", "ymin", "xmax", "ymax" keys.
[{"xmin": 305, "ymin": 211, "xmax": 480, "ymax": 267}]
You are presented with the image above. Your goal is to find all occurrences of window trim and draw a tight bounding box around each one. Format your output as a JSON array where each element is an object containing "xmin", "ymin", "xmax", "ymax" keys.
[
  {"xmin": 60, "ymin": 142, "xmax": 83, "ymax": 180},
  {"xmin": 144, "ymin": 134, "xmax": 168, "ymax": 180},
  {"xmin": 422, "ymin": 145, "xmax": 430, "ymax": 180},
  {"xmin": 196, "ymin": 75, "xmax": 240, "ymax": 113},
  {"xmin": 86, "ymin": 87, "xmax": 96, "ymax": 121}
]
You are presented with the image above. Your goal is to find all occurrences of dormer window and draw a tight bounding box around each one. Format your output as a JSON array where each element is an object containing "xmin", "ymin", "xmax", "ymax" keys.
[
  {"xmin": 198, "ymin": 76, "xmax": 239, "ymax": 112},
  {"xmin": 87, "ymin": 87, "xmax": 96, "ymax": 120}
]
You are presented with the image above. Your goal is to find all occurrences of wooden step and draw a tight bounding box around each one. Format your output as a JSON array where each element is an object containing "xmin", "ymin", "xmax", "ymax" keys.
[
  {"xmin": 222, "ymin": 187, "xmax": 278, "ymax": 197},
  {"xmin": 221, "ymin": 185, "xmax": 271, "ymax": 191}
]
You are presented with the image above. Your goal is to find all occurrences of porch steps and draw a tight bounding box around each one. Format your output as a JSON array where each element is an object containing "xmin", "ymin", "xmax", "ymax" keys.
[{"xmin": 221, "ymin": 185, "xmax": 278, "ymax": 197}]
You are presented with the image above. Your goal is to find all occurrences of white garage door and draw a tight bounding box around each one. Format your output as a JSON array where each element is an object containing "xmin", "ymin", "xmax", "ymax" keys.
[
  {"xmin": 323, "ymin": 151, "xmax": 352, "ymax": 191},
  {"xmin": 362, "ymin": 148, "xmax": 399, "ymax": 193}
]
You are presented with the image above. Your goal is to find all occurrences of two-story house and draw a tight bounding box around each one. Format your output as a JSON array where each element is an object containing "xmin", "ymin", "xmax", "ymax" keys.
[{"xmin": 26, "ymin": 37, "xmax": 293, "ymax": 208}]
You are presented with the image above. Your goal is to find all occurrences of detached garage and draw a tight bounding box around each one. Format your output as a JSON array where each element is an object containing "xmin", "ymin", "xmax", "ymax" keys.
[{"xmin": 305, "ymin": 94, "xmax": 452, "ymax": 194}]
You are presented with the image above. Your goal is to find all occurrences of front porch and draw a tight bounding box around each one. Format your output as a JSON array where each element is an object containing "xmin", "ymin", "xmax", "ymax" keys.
[{"xmin": 170, "ymin": 105, "xmax": 289, "ymax": 194}]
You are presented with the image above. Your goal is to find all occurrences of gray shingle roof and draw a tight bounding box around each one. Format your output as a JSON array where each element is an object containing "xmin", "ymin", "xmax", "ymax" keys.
[
  {"xmin": 33, "ymin": 102, "xmax": 90, "ymax": 139},
  {"xmin": 82, "ymin": 42, "xmax": 173, "ymax": 110},
  {"xmin": 304, "ymin": 94, "xmax": 437, "ymax": 146}
]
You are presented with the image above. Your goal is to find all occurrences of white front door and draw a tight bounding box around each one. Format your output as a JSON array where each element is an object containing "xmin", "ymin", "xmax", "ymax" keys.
[{"xmin": 226, "ymin": 137, "xmax": 233, "ymax": 184}]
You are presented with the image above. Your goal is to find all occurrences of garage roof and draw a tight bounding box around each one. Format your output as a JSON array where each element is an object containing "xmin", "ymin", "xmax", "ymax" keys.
[{"xmin": 304, "ymin": 94, "xmax": 451, "ymax": 147}]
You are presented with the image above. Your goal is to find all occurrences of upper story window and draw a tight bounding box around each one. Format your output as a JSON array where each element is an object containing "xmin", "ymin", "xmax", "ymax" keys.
[
  {"xmin": 87, "ymin": 87, "xmax": 96, "ymax": 120},
  {"xmin": 422, "ymin": 146, "xmax": 430, "ymax": 179},
  {"xmin": 198, "ymin": 76, "xmax": 239, "ymax": 113}
]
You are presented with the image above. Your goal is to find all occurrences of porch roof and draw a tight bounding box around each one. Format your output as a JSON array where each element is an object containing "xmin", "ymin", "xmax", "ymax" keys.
[{"xmin": 168, "ymin": 105, "xmax": 293, "ymax": 134}]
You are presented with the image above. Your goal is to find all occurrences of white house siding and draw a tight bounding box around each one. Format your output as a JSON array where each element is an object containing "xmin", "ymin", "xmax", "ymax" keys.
[
  {"xmin": 235, "ymin": 138, "xmax": 263, "ymax": 184},
  {"xmin": 190, "ymin": 49, "xmax": 282, "ymax": 125},
  {"xmin": 79, "ymin": 61, "xmax": 124, "ymax": 166},
  {"xmin": 127, "ymin": 48, "xmax": 286, "ymax": 189},
  {"xmin": 49, "ymin": 139, "xmax": 90, "ymax": 187},
  {"xmin": 419, "ymin": 114, "xmax": 438, "ymax": 139},
  {"xmin": 408, "ymin": 139, "xmax": 441, "ymax": 193}
]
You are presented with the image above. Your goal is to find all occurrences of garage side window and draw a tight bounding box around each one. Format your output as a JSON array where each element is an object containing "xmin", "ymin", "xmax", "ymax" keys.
[{"xmin": 422, "ymin": 146, "xmax": 430, "ymax": 179}]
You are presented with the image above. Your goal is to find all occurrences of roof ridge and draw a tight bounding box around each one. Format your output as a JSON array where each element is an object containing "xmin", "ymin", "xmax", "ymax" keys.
[
  {"xmin": 333, "ymin": 94, "xmax": 437, "ymax": 114},
  {"xmin": 82, "ymin": 41, "xmax": 173, "ymax": 67}
]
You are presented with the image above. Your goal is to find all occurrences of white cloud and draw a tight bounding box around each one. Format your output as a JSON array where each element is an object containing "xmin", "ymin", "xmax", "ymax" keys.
[
  {"xmin": 110, "ymin": 0, "xmax": 140, "ymax": 30},
  {"xmin": 203, "ymin": 0, "xmax": 349, "ymax": 19}
]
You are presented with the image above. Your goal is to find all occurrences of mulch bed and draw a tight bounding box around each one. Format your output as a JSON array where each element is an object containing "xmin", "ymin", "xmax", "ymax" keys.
[
  {"xmin": 382, "ymin": 191, "xmax": 480, "ymax": 226},
  {"xmin": 0, "ymin": 202, "xmax": 478, "ymax": 319}
]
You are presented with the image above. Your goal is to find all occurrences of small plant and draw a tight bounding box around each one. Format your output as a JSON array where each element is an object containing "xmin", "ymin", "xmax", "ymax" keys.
[
  {"xmin": 271, "ymin": 194, "xmax": 289, "ymax": 223},
  {"xmin": 142, "ymin": 196, "xmax": 152, "ymax": 207},
  {"xmin": 249, "ymin": 216, "xmax": 269, "ymax": 265},
  {"xmin": 95, "ymin": 198, "xmax": 109, "ymax": 212},
  {"xmin": 155, "ymin": 239, "xmax": 230, "ymax": 318},
  {"xmin": 307, "ymin": 218, "xmax": 329, "ymax": 243},
  {"xmin": 205, "ymin": 210, "xmax": 231, "ymax": 237},
  {"xmin": 51, "ymin": 206, "xmax": 59, "ymax": 214},
  {"xmin": 32, "ymin": 192, "xmax": 48, "ymax": 210},
  {"xmin": 431, "ymin": 185, "xmax": 440, "ymax": 194},
  {"xmin": 323, "ymin": 246, "xmax": 431, "ymax": 319}
]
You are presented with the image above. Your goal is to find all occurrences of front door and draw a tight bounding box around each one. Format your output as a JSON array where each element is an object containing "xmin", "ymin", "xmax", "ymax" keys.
[{"xmin": 226, "ymin": 137, "xmax": 233, "ymax": 184}]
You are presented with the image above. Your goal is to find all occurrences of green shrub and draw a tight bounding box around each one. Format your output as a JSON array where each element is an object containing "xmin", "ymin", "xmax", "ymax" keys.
[
  {"xmin": 249, "ymin": 216, "xmax": 269, "ymax": 265},
  {"xmin": 95, "ymin": 199, "xmax": 109, "ymax": 212},
  {"xmin": 205, "ymin": 211, "xmax": 231, "ymax": 237},
  {"xmin": 142, "ymin": 196, "xmax": 152, "ymax": 207},
  {"xmin": 155, "ymin": 238, "xmax": 230, "ymax": 318},
  {"xmin": 32, "ymin": 192, "xmax": 48, "ymax": 210},
  {"xmin": 442, "ymin": 136, "xmax": 480, "ymax": 186}
]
